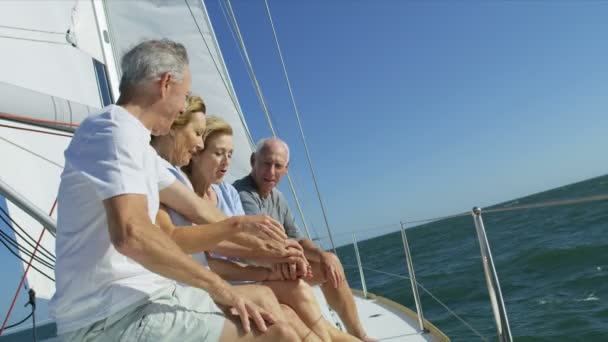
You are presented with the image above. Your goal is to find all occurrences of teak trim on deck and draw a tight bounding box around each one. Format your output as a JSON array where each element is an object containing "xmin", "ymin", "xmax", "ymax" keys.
[{"xmin": 352, "ymin": 289, "xmax": 450, "ymax": 342}]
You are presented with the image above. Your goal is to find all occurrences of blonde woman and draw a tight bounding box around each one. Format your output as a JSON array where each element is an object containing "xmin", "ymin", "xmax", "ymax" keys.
[
  {"xmin": 185, "ymin": 115, "xmax": 361, "ymax": 342},
  {"xmin": 151, "ymin": 95, "xmax": 320, "ymax": 341}
]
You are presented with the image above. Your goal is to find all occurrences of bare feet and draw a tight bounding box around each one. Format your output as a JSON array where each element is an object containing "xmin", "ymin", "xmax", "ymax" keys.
[{"xmin": 359, "ymin": 335, "xmax": 379, "ymax": 342}]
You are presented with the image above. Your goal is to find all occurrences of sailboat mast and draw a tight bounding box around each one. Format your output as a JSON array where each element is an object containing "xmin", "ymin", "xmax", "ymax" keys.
[{"xmin": 91, "ymin": 0, "xmax": 120, "ymax": 102}]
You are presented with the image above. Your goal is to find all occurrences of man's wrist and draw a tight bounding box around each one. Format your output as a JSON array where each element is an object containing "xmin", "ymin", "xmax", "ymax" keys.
[
  {"xmin": 229, "ymin": 216, "xmax": 243, "ymax": 232},
  {"xmin": 205, "ymin": 275, "xmax": 231, "ymax": 298}
]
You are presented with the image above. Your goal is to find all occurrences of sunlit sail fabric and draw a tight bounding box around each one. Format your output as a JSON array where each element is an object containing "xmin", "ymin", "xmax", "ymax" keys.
[
  {"xmin": 0, "ymin": 0, "xmax": 104, "ymax": 122},
  {"xmin": 104, "ymin": 0, "xmax": 254, "ymax": 181},
  {"xmin": 0, "ymin": 0, "xmax": 253, "ymax": 302},
  {"xmin": 0, "ymin": 1, "xmax": 106, "ymax": 300}
]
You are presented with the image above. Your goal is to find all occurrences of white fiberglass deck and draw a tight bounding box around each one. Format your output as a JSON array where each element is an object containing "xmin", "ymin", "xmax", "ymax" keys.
[{"xmin": 314, "ymin": 287, "xmax": 449, "ymax": 342}]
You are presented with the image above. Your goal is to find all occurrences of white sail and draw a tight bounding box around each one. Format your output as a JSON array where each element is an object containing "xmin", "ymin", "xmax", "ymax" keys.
[
  {"xmin": 104, "ymin": 0, "xmax": 254, "ymax": 181},
  {"xmin": 0, "ymin": 1, "xmax": 106, "ymax": 301},
  {"xmin": 0, "ymin": 0, "xmax": 104, "ymax": 124},
  {"xmin": 0, "ymin": 122, "xmax": 71, "ymax": 300},
  {"xmin": 0, "ymin": 0, "xmax": 253, "ymax": 303},
  {"xmin": 66, "ymin": 0, "xmax": 105, "ymax": 62}
]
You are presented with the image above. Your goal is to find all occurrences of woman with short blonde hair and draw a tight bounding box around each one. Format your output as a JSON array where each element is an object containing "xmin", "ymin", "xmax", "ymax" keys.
[
  {"xmin": 186, "ymin": 116, "xmax": 361, "ymax": 342},
  {"xmin": 152, "ymin": 102, "xmax": 325, "ymax": 342}
]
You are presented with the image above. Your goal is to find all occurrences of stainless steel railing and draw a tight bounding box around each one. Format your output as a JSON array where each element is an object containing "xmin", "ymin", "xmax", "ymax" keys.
[
  {"xmin": 472, "ymin": 207, "xmax": 512, "ymax": 342},
  {"xmin": 400, "ymin": 221, "xmax": 427, "ymax": 333},
  {"xmin": 351, "ymin": 234, "xmax": 368, "ymax": 298},
  {"xmin": 348, "ymin": 210, "xmax": 511, "ymax": 339},
  {"xmin": 350, "ymin": 225, "xmax": 428, "ymax": 334}
]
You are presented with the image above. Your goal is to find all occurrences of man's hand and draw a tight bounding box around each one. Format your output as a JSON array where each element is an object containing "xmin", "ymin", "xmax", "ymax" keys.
[
  {"xmin": 320, "ymin": 252, "xmax": 345, "ymax": 288},
  {"xmin": 234, "ymin": 215, "xmax": 287, "ymax": 243},
  {"xmin": 258, "ymin": 239, "xmax": 304, "ymax": 259},
  {"xmin": 284, "ymin": 239, "xmax": 304, "ymax": 253},
  {"xmin": 209, "ymin": 282, "xmax": 276, "ymax": 333}
]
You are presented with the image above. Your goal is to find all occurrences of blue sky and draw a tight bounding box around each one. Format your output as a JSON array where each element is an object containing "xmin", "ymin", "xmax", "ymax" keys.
[{"xmin": 205, "ymin": 0, "xmax": 608, "ymax": 246}]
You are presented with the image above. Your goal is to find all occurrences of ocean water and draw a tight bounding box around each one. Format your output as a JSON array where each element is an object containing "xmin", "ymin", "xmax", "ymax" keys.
[
  {"xmin": 2, "ymin": 175, "xmax": 607, "ymax": 341},
  {"xmin": 337, "ymin": 174, "xmax": 608, "ymax": 341}
]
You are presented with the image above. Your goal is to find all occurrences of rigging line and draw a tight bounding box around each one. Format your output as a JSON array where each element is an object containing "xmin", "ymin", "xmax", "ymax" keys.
[
  {"xmin": 0, "ymin": 137, "xmax": 64, "ymax": 169},
  {"xmin": 0, "ymin": 239, "xmax": 55, "ymax": 282},
  {"xmin": 220, "ymin": 0, "xmax": 285, "ymax": 141},
  {"xmin": 351, "ymin": 265, "xmax": 489, "ymax": 341},
  {"xmin": 0, "ymin": 228, "xmax": 55, "ymax": 266},
  {"xmin": 0, "ymin": 231, "xmax": 55, "ymax": 270},
  {"xmin": 0, "ymin": 233, "xmax": 55, "ymax": 268},
  {"xmin": 0, "ymin": 199, "xmax": 57, "ymax": 336},
  {"xmin": 184, "ymin": 0, "xmax": 254, "ymax": 147},
  {"xmin": 416, "ymin": 281, "xmax": 489, "ymax": 341},
  {"xmin": 0, "ymin": 34, "xmax": 68, "ymax": 46},
  {"xmin": 223, "ymin": 0, "xmax": 278, "ymax": 135},
  {"xmin": 218, "ymin": 0, "xmax": 280, "ymax": 143},
  {"xmin": 263, "ymin": 0, "xmax": 338, "ymax": 254},
  {"xmin": 402, "ymin": 212, "xmax": 469, "ymax": 226},
  {"xmin": 216, "ymin": 0, "xmax": 261, "ymax": 125},
  {"xmin": 0, "ymin": 24, "xmax": 64, "ymax": 35},
  {"xmin": 0, "ymin": 205, "xmax": 56, "ymax": 257},
  {"xmin": 0, "ymin": 207, "xmax": 57, "ymax": 264},
  {"xmin": 2, "ymin": 312, "xmax": 33, "ymax": 331},
  {"xmin": 224, "ymin": 0, "xmax": 314, "ymax": 242},
  {"xmin": 0, "ymin": 124, "xmax": 73, "ymax": 138},
  {"xmin": 289, "ymin": 165, "xmax": 323, "ymax": 242},
  {"xmin": 398, "ymin": 193, "xmax": 608, "ymax": 228},
  {"xmin": 0, "ymin": 214, "xmax": 56, "ymax": 264},
  {"xmin": 0, "ymin": 207, "xmax": 57, "ymax": 263},
  {"xmin": 331, "ymin": 192, "xmax": 608, "ymax": 237},
  {"xmin": 319, "ymin": 224, "xmax": 402, "ymax": 239},
  {"xmin": 0, "ymin": 112, "xmax": 80, "ymax": 127},
  {"xmin": 217, "ymin": 0, "xmax": 253, "ymax": 89},
  {"xmin": 483, "ymin": 193, "xmax": 608, "ymax": 214}
]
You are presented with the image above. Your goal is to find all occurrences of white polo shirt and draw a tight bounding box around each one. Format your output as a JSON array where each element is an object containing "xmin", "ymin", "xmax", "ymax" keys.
[{"xmin": 50, "ymin": 105, "xmax": 176, "ymax": 334}]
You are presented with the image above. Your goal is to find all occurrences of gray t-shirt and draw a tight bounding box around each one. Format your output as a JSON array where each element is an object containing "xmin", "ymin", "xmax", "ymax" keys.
[{"xmin": 233, "ymin": 175, "xmax": 303, "ymax": 239}]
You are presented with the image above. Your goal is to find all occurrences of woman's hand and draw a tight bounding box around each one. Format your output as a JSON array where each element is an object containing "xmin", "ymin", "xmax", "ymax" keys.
[
  {"xmin": 265, "ymin": 265, "xmax": 285, "ymax": 281},
  {"xmin": 209, "ymin": 281, "xmax": 276, "ymax": 333},
  {"xmin": 233, "ymin": 215, "xmax": 287, "ymax": 243}
]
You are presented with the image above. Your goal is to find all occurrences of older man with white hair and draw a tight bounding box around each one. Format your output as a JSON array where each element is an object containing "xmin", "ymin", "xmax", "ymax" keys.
[
  {"xmin": 234, "ymin": 137, "xmax": 376, "ymax": 342},
  {"xmin": 50, "ymin": 40, "xmax": 299, "ymax": 342}
]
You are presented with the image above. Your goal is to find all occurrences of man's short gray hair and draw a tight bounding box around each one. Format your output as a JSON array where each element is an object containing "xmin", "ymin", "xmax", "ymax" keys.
[
  {"xmin": 255, "ymin": 137, "xmax": 290, "ymax": 162},
  {"xmin": 119, "ymin": 39, "xmax": 189, "ymax": 93}
]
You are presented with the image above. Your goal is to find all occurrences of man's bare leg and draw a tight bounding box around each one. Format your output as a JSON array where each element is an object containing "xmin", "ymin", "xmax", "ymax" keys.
[
  {"xmin": 263, "ymin": 279, "xmax": 361, "ymax": 342},
  {"xmin": 233, "ymin": 284, "xmax": 322, "ymax": 342},
  {"xmin": 280, "ymin": 304, "xmax": 327, "ymax": 342},
  {"xmin": 219, "ymin": 315, "xmax": 300, "ymax": 342},
  {"xmin": 307, "ymin": 262, "xmax": 376, "ymax": 341}
]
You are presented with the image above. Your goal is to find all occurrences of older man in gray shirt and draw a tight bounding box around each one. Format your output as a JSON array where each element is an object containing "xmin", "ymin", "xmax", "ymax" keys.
[
  {"xmin": 233, "ymin": 173, "xmax": 302, "ymax": 240},
  {"xmin": 234, "ymin": 137, "xmax": 376, "ymax": 342}
]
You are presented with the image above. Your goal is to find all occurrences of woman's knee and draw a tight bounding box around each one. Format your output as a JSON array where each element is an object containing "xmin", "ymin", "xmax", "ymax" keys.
[
  {"xmin": 279, "ymin": 304, "xmax": 298, "ymax": 321},
  {"xmin": 268, "ymin": 321, "xmax": 300, "ymax": 342},
  {"xmin": 256, "ymin": 285, "xmax": 280, "ymax": 310},
  {"xmin": 292, "ymin": 279, "xmax": 315, "ymax": 304}
]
